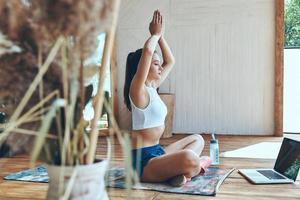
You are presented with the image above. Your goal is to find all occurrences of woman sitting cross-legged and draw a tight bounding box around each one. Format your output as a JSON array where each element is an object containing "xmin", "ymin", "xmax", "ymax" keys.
[{"xmin": 123, "ymin": 10, "xmax": 211, "ymax": 186}]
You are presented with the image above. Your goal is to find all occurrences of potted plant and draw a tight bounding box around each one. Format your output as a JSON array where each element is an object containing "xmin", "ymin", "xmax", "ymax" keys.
[{"xmin": 0, "ymin": 0, "xmax": 134, "ymax": 199}]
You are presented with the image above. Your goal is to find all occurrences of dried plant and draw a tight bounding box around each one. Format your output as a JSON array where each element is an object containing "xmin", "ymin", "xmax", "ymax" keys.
[
  {"xmin": 31, "ymin": 0, "xmax": 111, "ymax": 48},
  {"xmin": 0, "ymin": 0, "xmax": 118, "ymax": 162},
  {"xmin": 0, "ymin": 0, "xmax": 113, "ymax": 158},
  {"xmin": 0, "ymin": 1, "xmax": 138, "ymax": 198}
]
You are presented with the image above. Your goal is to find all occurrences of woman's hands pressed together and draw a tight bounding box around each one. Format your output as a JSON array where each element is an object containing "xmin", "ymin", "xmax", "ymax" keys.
[{"xmin": 149, "ymin": 10, "xmax": 163, "ymax": 37}]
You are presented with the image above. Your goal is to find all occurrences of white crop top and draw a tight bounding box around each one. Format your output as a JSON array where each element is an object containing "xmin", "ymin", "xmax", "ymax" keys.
[{"xmin": 129, "ymin": 86, "xmax": 167, "ymax": 130}]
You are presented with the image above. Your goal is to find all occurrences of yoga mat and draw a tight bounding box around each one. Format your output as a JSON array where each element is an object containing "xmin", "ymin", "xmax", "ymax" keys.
[
  {"xmin": 3, "ymin": 165, "xmax": 234, "ymax": 196},
  {"xmin": 4, "ymin": 165, "xmax": 48, "ymax": 183},
  {"xmin": 106, "ymin": 166, "xmax": 234, "ymax": 196},
  {"xmin": 220, "ymin": 142, "xmax": 281, "ymax": 159}
]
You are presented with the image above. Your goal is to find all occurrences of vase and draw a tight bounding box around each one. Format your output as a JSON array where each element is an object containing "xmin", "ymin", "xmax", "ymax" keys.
[{"xmin": 46, "ymin": 160, "xmax": 109, "ymax": 200}]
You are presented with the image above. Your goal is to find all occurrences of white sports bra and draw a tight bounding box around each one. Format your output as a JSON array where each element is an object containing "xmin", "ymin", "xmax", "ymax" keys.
[{"xmin": 129, "ymin": 86, "xmax": 167, "ymax": 130}]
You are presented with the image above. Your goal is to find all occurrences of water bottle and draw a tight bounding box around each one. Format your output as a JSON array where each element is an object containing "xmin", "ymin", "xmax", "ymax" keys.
[{"xmin": 210, "ymin": 133, "xmax": 219, "ymax": 165}]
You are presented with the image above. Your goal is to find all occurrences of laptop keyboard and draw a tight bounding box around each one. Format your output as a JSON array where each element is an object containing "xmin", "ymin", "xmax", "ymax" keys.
[{"xmin": 257, "ymin": 170, "xmax": 286, "ymax": 180}]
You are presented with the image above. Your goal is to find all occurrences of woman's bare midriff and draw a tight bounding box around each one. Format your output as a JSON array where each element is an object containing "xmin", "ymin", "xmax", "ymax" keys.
[{"xmin": 131, "ymin": 125, "xmax": 165, "ymax": 149}]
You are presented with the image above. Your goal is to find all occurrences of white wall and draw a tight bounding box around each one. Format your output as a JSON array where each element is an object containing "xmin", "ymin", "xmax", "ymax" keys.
[{"xmin": 117, "ymin": 0, "xmax": 275, "ymax": 135}]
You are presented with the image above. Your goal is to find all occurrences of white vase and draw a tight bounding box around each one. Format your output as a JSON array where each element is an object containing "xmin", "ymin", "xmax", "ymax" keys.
[{"xmin": 46, "ymin": 160, "xmax": 109, "ymax": 200}]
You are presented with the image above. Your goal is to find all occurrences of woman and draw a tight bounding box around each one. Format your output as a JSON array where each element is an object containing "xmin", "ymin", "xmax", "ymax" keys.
[{"xmin": 123, "ymin": 10, "xmax": 211, "ymax": 186}]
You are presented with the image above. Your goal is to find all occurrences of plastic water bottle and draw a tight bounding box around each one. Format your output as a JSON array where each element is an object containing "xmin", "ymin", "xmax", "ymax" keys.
[{"xmin": 210, "ymin": 133, "xmax": 219, "ymax": 165}]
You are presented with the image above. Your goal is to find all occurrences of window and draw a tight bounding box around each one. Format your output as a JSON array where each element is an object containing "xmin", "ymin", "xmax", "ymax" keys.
[{"xmin": 284, "ymin": 0, "xmax": 300, "ymax": 133}]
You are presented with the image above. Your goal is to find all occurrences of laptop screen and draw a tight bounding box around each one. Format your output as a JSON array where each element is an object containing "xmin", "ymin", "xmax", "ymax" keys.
[{"xmin": 274, "ymin": 138, "xmax": 300, "ymax": 181}]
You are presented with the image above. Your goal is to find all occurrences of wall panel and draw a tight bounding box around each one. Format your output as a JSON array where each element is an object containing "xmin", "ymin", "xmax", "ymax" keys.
[{"xmin": 117, "ymin": 0, "xmax": 275, "ymax": 135}]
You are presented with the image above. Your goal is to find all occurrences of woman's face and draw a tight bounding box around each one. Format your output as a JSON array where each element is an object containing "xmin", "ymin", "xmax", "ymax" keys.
[{"xmin": 148, "ymin": 52, "xmax": 163, "ymax": 80}]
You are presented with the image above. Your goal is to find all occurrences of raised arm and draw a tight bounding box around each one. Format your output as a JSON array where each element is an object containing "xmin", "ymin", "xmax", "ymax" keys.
[
  {"xmin": 156, "ymin": 35, "xmax": 175, "ymax": 86},
  {"xmin": 131, "ymin": 35, "xmax": 160, "ymax": 91},
  {"xmin": 130, "ymin": 10, "xmax": 162, "ymax": 106}
]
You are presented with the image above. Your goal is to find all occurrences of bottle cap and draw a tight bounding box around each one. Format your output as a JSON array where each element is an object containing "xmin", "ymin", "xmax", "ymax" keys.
[
  {"xmin": 210, "ymin": 139, "xmax": 218, "ymax": 143},
  {"xmin": 210, "ymin": 133, "xmax": 218, "ymax": 143}
]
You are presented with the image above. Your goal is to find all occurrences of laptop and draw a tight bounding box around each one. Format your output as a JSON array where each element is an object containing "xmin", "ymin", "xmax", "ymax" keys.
[{"xmin": 238, "ymin": 137, "xmax": 300, "ymax": 184}]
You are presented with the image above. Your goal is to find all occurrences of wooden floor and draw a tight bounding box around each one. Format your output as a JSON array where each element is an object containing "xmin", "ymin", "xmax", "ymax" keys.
[{"xmin": 0, "ymin": 134, "xmax": 300, "ymax": 200}]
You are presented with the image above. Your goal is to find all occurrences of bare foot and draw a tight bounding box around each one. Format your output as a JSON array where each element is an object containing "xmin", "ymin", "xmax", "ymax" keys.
[
  {"xmin": 199, "ymin": 156, "xmax": 212, "ymax": 174},
  {"xmin": 168, "ymin": 175, "xmax": 188, "ymax": 187}
]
